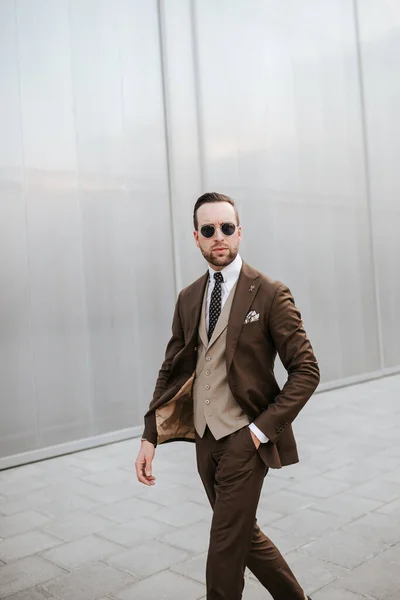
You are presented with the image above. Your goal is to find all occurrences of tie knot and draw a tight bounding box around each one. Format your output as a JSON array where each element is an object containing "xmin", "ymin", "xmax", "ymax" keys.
[{"xmin": 214, "ymin": 272, "xmax": 224, "ymax": 284}]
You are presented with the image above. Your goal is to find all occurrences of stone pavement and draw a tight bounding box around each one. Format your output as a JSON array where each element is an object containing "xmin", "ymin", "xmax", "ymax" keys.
[{"xmin": 1, "ymin": 375, "xmax": 400, "ymax": 600}]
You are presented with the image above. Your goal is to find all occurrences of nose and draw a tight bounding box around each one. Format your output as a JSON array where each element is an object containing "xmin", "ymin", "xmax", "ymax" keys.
[{"xmin": 214, "ymin": 226, "xmax": 224, "ymax": 241}]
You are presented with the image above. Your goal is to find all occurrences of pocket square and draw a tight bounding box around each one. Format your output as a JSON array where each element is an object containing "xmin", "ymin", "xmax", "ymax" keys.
[{"xmin": 244, "ymin": 310, "xmax": 260, "ymax": 324}]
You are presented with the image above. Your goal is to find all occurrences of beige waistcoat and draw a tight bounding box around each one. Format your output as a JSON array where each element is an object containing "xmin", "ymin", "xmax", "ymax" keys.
[{"xmin": 193, "ymin": 281, "xmax": 250, "ymax": 439}]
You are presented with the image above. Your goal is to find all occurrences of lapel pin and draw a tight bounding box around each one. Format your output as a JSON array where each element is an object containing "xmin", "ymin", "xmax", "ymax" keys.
[{"xmin": 249, "ymin": 284, "xmax": 255, "ymax": 293}]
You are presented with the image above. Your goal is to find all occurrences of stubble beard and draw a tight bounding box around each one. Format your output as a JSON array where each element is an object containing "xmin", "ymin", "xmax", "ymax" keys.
[{"xmin": 200, "ymin": 244, "xmax": 238, "ymax": 268}]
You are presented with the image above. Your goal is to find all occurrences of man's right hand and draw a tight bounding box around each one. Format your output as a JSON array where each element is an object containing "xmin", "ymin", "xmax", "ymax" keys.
[{"xmin": 135, "ymin": 440, "xmax": 156, "ymax": 486}]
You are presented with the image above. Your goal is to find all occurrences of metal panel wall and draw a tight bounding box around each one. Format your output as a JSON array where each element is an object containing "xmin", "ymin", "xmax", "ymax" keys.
[
  {"xmin": 0, "ymin": 0, "xmax": 399, "ymax": 465},
  {"xmin": 0, "ymin": 0, "xmax": 176, "ymax": 466}
]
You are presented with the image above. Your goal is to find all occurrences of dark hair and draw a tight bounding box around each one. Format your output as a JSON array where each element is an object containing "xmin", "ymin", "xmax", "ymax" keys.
[{"xmin": 193, "ymin": 192, "xmax": 240, "ymax": 230}]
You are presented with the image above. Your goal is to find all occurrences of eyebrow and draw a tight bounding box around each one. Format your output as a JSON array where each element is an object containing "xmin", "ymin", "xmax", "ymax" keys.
[{"xmin": 200, "ymin": 221, "xmax": 234, "ymax": 226}]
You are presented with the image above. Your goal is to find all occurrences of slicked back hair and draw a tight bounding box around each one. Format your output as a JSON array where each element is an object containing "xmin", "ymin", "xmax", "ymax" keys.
[{"xmin": 193, "ymin": 192, "xmax": 240, "ymax": 230}]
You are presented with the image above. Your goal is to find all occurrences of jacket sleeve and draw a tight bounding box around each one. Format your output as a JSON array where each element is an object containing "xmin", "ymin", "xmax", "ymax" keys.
[
  {"xmin": 142, "ymin": 292, "xmax": 185, "ymax": 444},
  {"xmin": 253, "ymin": 284, "xmax": 320, "ymax": 443}
]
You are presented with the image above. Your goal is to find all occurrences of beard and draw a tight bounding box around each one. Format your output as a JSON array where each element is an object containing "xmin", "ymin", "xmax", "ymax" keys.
[{"xmin": 199, "ymin": 243, "xmax": 239, "ymax": 268}]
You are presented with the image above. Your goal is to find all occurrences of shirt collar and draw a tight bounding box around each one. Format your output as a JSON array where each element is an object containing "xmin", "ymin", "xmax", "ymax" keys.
[{"xmin": 208, "ymin": 254, "xmax": 242, "ymax": 287}]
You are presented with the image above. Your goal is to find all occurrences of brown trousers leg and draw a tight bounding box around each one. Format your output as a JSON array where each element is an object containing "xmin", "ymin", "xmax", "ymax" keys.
[{"xmin": 195, "ymin": 426, "xmax": 305, "ymax": 600}]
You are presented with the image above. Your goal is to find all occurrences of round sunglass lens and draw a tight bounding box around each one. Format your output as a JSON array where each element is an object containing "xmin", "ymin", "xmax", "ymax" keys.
[
  {"xmin": 201, "ymin": 225, "xmax": 215, "ymax": 238},
  {"xmin": 221, "ymin": 223, "xmax": 236, "ymax": 236}
]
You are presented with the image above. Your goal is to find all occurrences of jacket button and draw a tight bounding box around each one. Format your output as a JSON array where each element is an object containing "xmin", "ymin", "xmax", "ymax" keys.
[{"xmin": 194, "ymin": 346, "xmax": 198, "ymax": 351}]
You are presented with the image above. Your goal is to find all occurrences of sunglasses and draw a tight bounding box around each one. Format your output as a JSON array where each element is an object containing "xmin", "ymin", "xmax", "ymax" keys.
[{"xmin": 199, "ymin": 222, "xmax": 237, "ymax": 238}]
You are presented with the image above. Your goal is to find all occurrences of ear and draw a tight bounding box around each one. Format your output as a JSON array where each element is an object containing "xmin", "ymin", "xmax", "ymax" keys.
[
  {"xmin": 193, "ymin": 230, "xmax": 200, "ymax": 247},
  {"xmin": 237, "ymin": 225, "xmax": 242, "ymax": 242}
]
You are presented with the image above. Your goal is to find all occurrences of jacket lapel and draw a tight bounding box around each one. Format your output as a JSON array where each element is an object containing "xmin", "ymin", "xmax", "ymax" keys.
[
  {"xmin": 199, "ymin": 281, "xmax": 208, "ymax": 348},
  {"xmin": 226, "ymin": 261, "xmax": 260, "ymax": 373},
  {"xmin": 183, "ymin": 271, "xmax": 209, "ymax": 345}
]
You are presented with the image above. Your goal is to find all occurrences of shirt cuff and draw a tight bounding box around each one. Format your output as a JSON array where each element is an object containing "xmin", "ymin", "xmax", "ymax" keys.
[{"xmin": 248, "ymin": 423, "xmax": 269, "ymax": 443}]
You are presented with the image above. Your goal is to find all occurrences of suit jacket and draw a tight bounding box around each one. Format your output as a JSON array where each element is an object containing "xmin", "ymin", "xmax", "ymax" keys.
[{"xmin": 143, "ymin": 261, "xmax": 320, "ymax": 468}]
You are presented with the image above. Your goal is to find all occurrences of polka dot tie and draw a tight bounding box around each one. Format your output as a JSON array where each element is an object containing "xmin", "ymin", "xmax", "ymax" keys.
[{"xmin": 208, "ymin": 272, "xmax": 224, "ymax": 341}]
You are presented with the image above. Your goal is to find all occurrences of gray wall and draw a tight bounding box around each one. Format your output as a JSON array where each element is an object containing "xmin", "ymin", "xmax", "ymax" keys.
[{"xmin": 1, "ymin": 0, "xmax": 399, "ymax": 467}]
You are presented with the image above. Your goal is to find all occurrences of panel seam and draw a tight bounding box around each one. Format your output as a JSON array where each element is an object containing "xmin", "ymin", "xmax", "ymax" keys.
[
  {"xmin": 353, "ymin": 0, "xmax": 385, "ymax": 370},
  {"xmin": 157, "ymin": 0, "xmax": 180, "ymax": 295},
  {"xmin": 13, "ymin": 0, "xmax": 39, "ymax": 445}
]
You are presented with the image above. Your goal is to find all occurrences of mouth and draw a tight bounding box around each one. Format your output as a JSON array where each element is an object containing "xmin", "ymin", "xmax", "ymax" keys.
[{"xmin": 213, "ymin": 247, "xmax": 228, "ymax": 252}]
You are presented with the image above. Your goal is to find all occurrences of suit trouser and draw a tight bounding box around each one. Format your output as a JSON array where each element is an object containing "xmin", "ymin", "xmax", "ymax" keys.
[{"xmin": 195, "ymin": 426, "xmax": 306, "ymax": 600}]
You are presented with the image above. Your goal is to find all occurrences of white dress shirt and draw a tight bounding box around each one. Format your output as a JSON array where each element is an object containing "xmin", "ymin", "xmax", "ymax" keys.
[{"xmin": 206, "ymin": 255, "xmax": 268, "ymax": 444}]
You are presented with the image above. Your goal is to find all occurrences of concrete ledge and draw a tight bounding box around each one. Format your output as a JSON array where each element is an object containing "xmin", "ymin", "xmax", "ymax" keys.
[{"xmin": 0, "ymin": 426, "xmax": 143, "ymax": 471}]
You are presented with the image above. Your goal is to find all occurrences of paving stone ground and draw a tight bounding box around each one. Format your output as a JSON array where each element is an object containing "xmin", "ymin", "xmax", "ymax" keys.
[{"xmin": 1, "ymin": 374, "xmax": 400, "ymax": 599}]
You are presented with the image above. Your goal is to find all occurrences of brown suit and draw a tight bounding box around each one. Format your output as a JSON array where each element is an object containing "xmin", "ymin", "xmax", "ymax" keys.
[{"xmin": 143, "ymin": 261, "xmax": 319, "ymax": 599}]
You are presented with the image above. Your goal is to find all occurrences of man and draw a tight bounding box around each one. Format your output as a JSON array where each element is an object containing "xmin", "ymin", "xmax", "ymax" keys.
[{"xmin": 136, "ymin": 192, "xmax": 319, "ymax": 600}]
